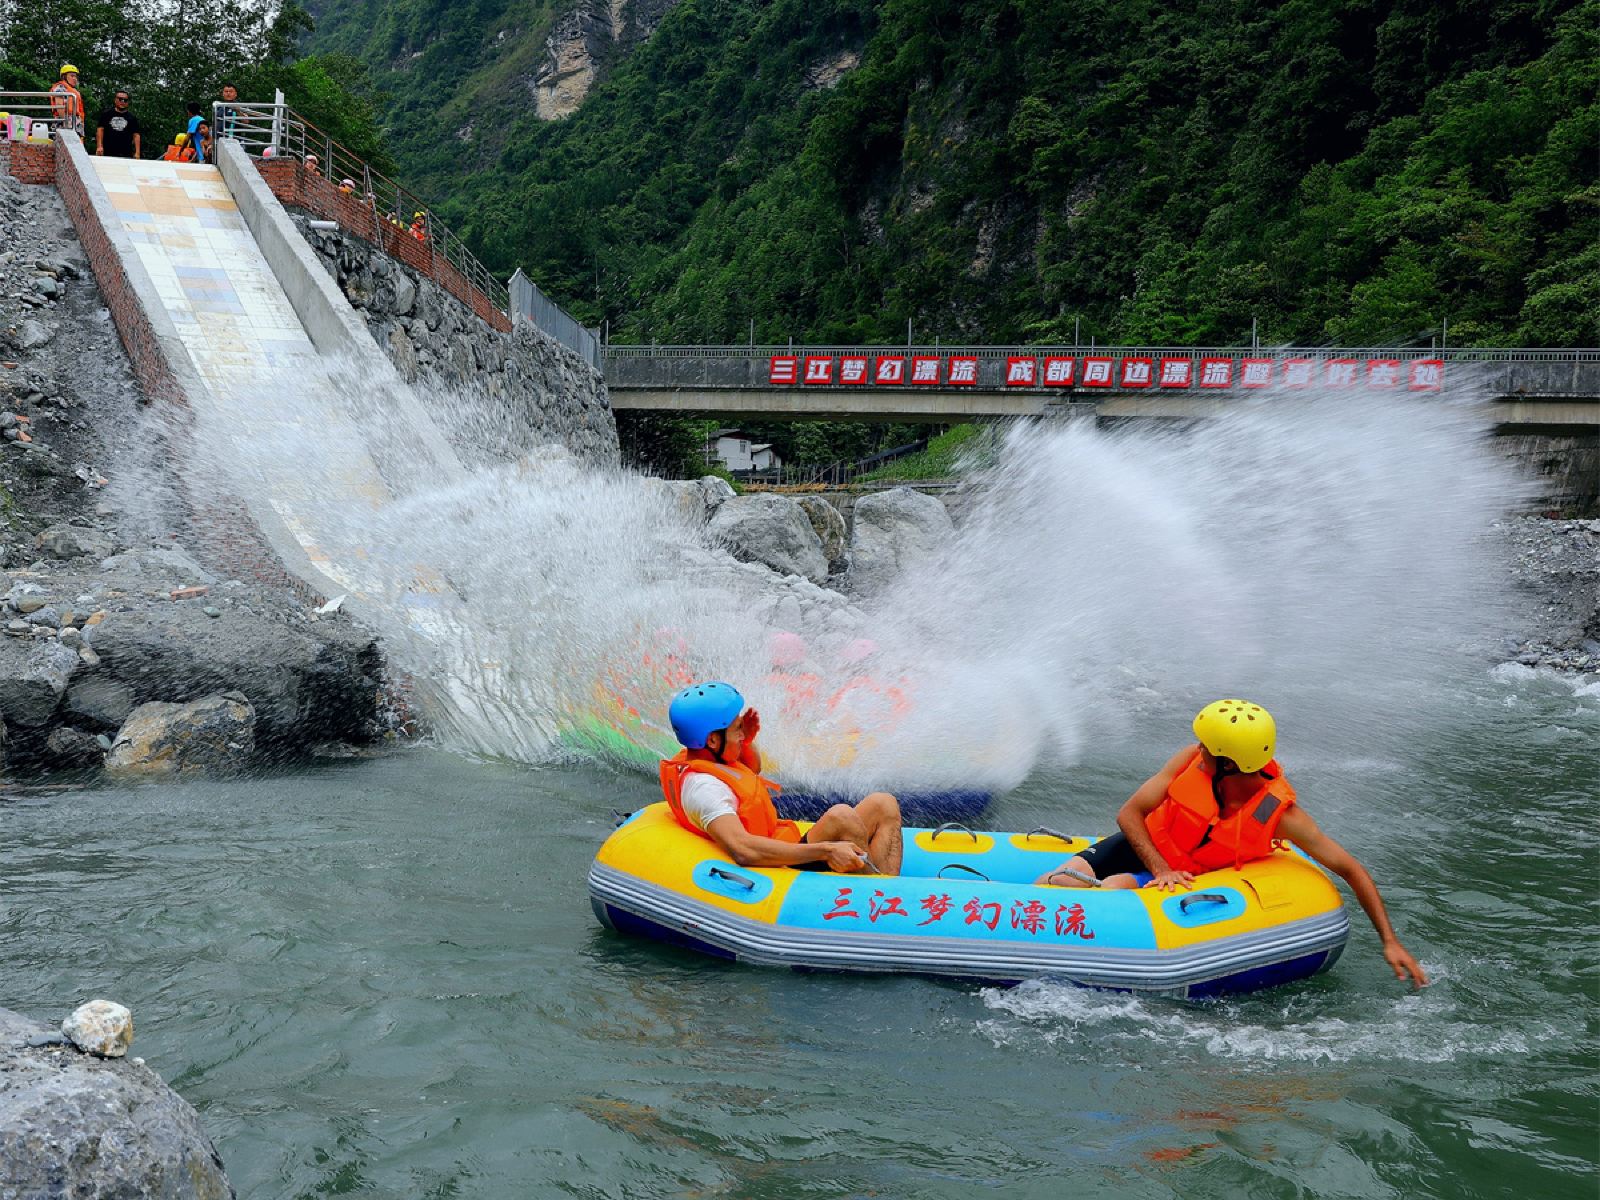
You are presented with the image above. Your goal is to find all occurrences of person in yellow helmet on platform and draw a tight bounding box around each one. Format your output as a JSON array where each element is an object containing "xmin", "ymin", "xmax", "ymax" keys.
[
  {"xmin": 50, "ymin": 64, "xmax": 86, "ymax": 137},
  {"xmin": 1036, "ymin": 699, "xmax": 1428, "ymax": 988}
]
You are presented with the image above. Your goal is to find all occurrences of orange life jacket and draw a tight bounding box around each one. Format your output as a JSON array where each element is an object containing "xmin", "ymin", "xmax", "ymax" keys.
[
  {"xmin": 161, "ymin": 143, "xmax": 195, "ymax": 162},
  {"xmin": 49, "ymin": 82, "xmax": 84, "ymax": 125},
  {"xmin": 660, "ymin": 750, "xmax": 800, "ymax": 844},
  {"xmin": 1145, "ymin": 749, "xmax": 1296, "ymax": 874}
]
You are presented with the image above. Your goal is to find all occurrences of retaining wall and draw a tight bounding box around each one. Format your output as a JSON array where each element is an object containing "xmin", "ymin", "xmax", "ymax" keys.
[{"xmin": 254, "ymin": 157, "xmax": 512, "ymax": 332}]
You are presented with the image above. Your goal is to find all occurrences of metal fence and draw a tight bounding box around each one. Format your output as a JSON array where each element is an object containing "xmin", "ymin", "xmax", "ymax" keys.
[
  {"xmin": 509, "ymin": 269, "xmax": 601, "ymax": 369},
  {"xmin": 215, "ymin": 97, "xmax": 509, "ymax": 315},
  {"xmin": 0, "ymin": 90, "xmax": 72, "ymax": 156}
]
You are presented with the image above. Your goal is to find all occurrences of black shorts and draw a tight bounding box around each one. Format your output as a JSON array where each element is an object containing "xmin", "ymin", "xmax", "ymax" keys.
[
  {"xmin": 1073, "ymin": 832, "xmax": 1153, "ymax": 884},
  {"xmin": 791, "ymin": 827, "xmax": 828, "ymax": 870}
]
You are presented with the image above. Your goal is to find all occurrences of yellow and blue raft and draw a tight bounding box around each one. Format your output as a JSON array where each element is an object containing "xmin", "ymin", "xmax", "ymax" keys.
[{"xmin": 590, "ymin": 804, "xmax": 1350, "ymax": 997}]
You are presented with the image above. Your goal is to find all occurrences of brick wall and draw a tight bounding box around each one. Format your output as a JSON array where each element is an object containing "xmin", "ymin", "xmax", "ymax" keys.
[
  {"xmin": 54, "ymin": 139, "xmax": 188, "ymax": 407},
  {"xmin": 6, "ymin": 141, "xmax": 56, "ymax": 184},
  {"xmin": 252, "ymin": 157, "xmax": 512, "ymax": 334}
]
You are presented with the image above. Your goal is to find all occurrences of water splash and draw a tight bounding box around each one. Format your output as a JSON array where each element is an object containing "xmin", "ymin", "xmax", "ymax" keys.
[{"xmin": 185, "ymin": 360, "xmax": 1528, "ymax": 790}]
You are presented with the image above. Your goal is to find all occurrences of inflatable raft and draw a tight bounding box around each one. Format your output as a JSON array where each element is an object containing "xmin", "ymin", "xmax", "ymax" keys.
[{"xmin": 589, "ymin": 804, "xmax": 1350, "ymax": 997}]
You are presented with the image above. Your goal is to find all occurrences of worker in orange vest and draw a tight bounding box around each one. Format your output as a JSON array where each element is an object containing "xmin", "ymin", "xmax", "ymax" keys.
[
  {"xmin": 49, "ymin": 64, "xmax": 85, "ymax": 137},
  {"xmin": 1037, "ymin": 699, "xmax": 1428, "ymax": 987}
]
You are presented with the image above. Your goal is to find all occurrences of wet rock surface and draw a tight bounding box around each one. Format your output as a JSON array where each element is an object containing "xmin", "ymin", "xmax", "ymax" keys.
[
  {"xmin": 1497, "ymin": 516, "xmax": 1600, "ymax": 674},
  {"xmin": 846, "ymin": 486, "xmax": 955, "ymax": 595},
  {"xmin": 0, "ymin": 172, "xmax": 391, "ymax": 776},
  {"xmin": 0, "ymin": 1005, "xmax": 234, "ymax": 1199},
  {"xmin": 709, "ymin": 493, "xmax": 830, "ymax": 584},
  {"xmin": 106, "ymin": 691, "xmax": 256, "ymax": 777}
]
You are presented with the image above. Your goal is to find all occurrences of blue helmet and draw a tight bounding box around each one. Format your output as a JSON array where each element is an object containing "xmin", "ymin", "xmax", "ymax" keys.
[{"xmin": 669, "ymin": 681, "xmax": 745, "ymax": 749}]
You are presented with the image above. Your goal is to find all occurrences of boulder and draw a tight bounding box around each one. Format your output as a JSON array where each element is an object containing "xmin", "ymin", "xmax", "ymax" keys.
[
  {"xmin": 7, "ymin": 318, "xmax": 55, "ymax": 351},
  {"xmin": 797, "ymin": 495, "xmax": 848, "ymax": 572},
  {"xmin": 46, "ymin": 724, "xmax": 105, "ymax": 764},
  {"xmin": 62, "ymin": 999, "xmax": 133, "ymax": 1058},
  {"xmin": 89, "ymin": 605, "xmax": 382, "ymax": 747},
  {"xmin": 696, "ymin": 474, "xmax": 736, "ymax": 517},
  {"xmin": 66, "ymin": 674, "xmax": 135, "ymax": 728},
  {"xmin": 708, "ymin": 493, "xmax": 830, "ymax": 584},
  {"xmin": 36, "ymin": 524, "xmax": 117, "ymax": 560},
  {"xmin": 0, "ymin": 639, "xmax": 77, "ymax": 725},
  {"xmin": 0, "ymin": 1005, "xmax": 234, "ymax": 1199},
  {"xmin": 106, "ymin": 692, "xmax": 256, "ymax": 777},
  {"xmin": 847, "ymin": 487, "xmax": 955, "ymax": 594}
]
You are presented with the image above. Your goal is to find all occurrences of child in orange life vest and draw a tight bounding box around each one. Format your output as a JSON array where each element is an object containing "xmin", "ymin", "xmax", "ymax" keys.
[
  {"xmin": 660, "ymin": 681, "xmax": 904, "ymax": 875},
  {"xmin": 1036, "ymin": 699, "xmax": 1429, "ymax": 988}
]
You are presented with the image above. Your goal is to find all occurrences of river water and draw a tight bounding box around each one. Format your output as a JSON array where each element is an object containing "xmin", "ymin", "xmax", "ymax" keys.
[{"xmin": 4, "ymin": 663, "xmax": 1594, "ymax": 1199}]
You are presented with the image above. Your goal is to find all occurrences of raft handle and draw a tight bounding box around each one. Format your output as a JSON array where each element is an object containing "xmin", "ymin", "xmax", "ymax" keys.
[
  {"xmin": 707, "ymin": 866, "xmax": 757, "ymax": 891},
  {"xmin": 1178, "ymin": 892, "xmax": 1230, "ymax": 913},
  {"xmin": 931, "ymin": 821, "xmax": 980, "ymax": 843},
  {"xmin": 1026, "ymin": 826, "xmax": 1074, "ymax": 843},
  {"xmin": 937, "ymin": 863, "xmax": 991, "ymax": 882}
]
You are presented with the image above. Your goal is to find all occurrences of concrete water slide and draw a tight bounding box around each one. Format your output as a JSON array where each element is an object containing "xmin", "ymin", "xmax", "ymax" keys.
[{"xmin": 59, "ymin": 134, "xmax": 461, "ymax": 618}]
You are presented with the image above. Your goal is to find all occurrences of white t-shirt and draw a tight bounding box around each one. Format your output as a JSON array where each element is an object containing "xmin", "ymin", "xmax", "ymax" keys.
[{"xmin": 679, "ymin": 772, "xmax": 739, "ymax": 832}]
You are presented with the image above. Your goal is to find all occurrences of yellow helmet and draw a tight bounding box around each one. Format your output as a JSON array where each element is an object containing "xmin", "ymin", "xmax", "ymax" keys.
[
  {"xmin": 60, "ymin": 63, "xmax": 79, "ymax": 76},
  {"xmin": 175, "ymin": 132, "xmax": 188, "ymax": 145},
  {"xmin": 1192, "ymin": 699, "xmax": 1275, "ymax": 773}
]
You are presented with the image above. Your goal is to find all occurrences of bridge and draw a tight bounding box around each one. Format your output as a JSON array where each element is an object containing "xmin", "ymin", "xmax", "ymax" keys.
[{"xmin": 603, "ymin": 346, "xmax": 1600, "ymax": 428}]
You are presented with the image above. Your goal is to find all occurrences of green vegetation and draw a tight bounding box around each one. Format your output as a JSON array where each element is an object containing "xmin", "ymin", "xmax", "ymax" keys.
[
  {"xmin": 856, "ymin": 423, "xmax": 987, "ymax": 482},
  {"xmin": 0, "ymin": 2, "xmax": 386, "ymax": 171},
  {"xmin": 301, "ymin": 0, "xmax": 1597, "ymax": 352}
]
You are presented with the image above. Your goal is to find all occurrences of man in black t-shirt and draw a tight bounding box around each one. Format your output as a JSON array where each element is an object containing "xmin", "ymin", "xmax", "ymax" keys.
[{"xmin": 94, "ymin": 90, "xmax": 141, "ymax": 159}]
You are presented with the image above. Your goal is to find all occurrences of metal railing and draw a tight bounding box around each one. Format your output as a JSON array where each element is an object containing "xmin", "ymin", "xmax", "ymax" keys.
[
  {"xmin": 215, "ymin": 98, "xmax": 509, "ymax": 315},
  {"xmin": 606, "ymin": 344, "xmax": 1600, "ymax": 362},
  {"xmin": 510, "ymin": 269, "xmax": 600, "ymax": 369},
  {"xmin": 0, "ymin": 90, "xmax": 75, "ymax": 145}
]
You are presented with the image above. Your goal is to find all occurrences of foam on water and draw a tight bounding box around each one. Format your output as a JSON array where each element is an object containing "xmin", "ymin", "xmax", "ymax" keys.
[
  {"xmin": 193, "ymin": 361, "xmax": 1528, "ymax": 788},
  {"xmin": 975, "ymin": 976, "xmax": 1555, "ymax": 1065}
]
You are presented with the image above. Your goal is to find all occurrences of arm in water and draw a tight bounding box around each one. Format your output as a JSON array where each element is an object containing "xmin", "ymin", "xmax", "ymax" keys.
[
  {"xmin": 704, "ymin": 814, "xmax": 864, "ymax": 872},
  {"xmin": 1277, "ymin": 806, "xmax": 1429, "ymax": 989}
]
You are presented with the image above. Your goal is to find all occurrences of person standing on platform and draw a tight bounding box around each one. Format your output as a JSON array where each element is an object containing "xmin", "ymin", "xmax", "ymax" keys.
[
  {"xmin": 49, "ymin": 64, "xmax": 86, "ymax": 138},
  {"xmin": 94, "ymin": 89, "xmax": 141, "ymax": 158}
]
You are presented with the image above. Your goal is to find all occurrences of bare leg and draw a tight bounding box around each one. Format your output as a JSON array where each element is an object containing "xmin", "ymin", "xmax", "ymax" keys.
[{"xmin": 856, "ymin": 792, "xmax": 902, "ymax": 876}]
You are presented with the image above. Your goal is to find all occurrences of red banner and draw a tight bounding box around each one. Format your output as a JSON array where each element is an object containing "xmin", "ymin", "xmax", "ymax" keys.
[
  {"xmin": 1198, "ymin": 357, "xmax": 1234, "ymax": 388},
  {"xmin": 1409, "ymin": 359, "xmax": 1443, "ymax": 390},
  {"xmin": 910, "ymin": 356, "xmax": 943, "ymax": 385},
  {"xmin": 840, "ymin": 354, "xmax": 870, "ymax": 385},
  {"xmin": 948, "ymin": 355, "xmax": 978, "ymax": 386},
  {"xmin": 1081, "ymin": 356, "xmax": 1115, "ymax": 387},
  {"xmin": 874, "ymin": 355, "xmax": 906, "ymax": 386},
  {"xmin": 1159, "ymin": 358, "xmax": 1193, "ymax": 388},
  {"xmin": 1120, "ymin": 357, "xmax": 1153, "ymax": 388},
  {"xmin": 769, "ymin": 355, "xmax": 798, "ymax": 385},
  {"xmin": 1043, "ymin": 356, "xmax": 1075, "ymax": 386},
  {"xmin": 1240, "ymin": 358, "xmax": 1273, "ymax": 388},
  {"xmin": 803, "ymin": 355, "xmax": 834, "ymax": 385},
  {"xmin": 1005, "ymin": 357, "xmax": 1038, "ymax": 387}
]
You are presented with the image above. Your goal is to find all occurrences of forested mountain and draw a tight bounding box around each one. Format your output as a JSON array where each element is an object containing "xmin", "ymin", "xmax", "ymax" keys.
[{"xmin": 304, "ymin": 0, "xmax": 1597, "ymax": 350}]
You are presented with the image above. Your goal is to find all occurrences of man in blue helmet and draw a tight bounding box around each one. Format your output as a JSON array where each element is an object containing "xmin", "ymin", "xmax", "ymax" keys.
[{"xmin": 660, "ymin": 681, "xmax": 903, "ymax": 875}]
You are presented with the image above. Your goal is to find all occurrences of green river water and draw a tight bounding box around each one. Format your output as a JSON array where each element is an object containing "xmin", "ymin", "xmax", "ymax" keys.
[{"xmin": 3, "ymin": 667, "xmax": 1596, "ymax": 1199}]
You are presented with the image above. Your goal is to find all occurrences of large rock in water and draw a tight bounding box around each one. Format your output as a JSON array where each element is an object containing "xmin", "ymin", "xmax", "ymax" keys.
[
  {"xmin": 89, "ymin": 604, "xmax": 381, "ymax": 747},
  {"xmin": 708, "ymin": 493, "xmax": 830, "ymax": 584},
  {"xmin": 847, "ymin": 487, "xmax": 955, "ymax": 594},
  {"xmin": 0, "ymin": 1006, "xmax": 234, "ymax": 1198},
  {"xmin": 105, "ymin": 692, "xmax": 256, "ymax": 777},
  {"xmin": 797, "ymin": 496, "xmax": 848, "ymax": 573},
  {"xmin": 0, "ymin": 639, "xmax": 78, "ymax": 726}
]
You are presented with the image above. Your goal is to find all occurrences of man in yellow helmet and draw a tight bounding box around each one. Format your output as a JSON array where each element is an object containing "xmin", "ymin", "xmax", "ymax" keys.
[
  {"xmin": 1037, "ymin": 699, "xmax": 1428, "ymax": 988},
  {"xmin": 49, "ymin": 64, "xmax": 86, "ymax": 138}
]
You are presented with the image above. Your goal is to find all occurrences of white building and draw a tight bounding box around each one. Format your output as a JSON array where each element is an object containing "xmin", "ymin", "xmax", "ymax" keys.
[{"xmin": 707, "ymin": 429, "xmax": 782, "ymax": 473}]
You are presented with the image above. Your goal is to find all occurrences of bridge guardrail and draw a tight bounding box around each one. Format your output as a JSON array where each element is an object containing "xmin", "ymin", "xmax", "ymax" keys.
[{"xmin": 605, "ymin": 344, "xmax": 1600, "ymax": 362}]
